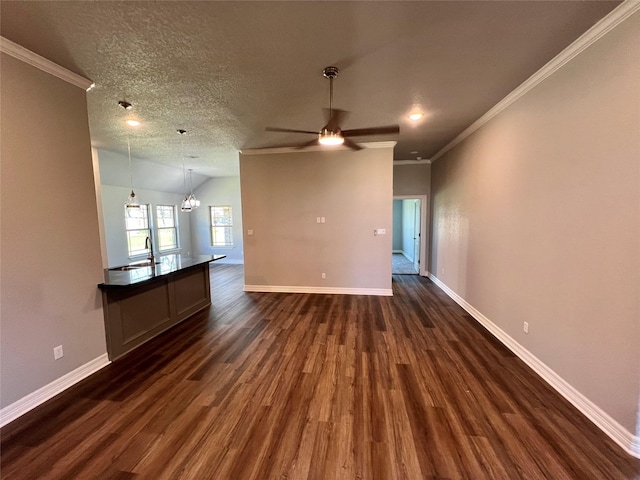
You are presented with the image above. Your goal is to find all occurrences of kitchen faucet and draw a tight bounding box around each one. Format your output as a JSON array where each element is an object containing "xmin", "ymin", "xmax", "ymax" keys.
[{"xmin": 145, "ymin": 236, "xmax": 155, "ymax": 264}]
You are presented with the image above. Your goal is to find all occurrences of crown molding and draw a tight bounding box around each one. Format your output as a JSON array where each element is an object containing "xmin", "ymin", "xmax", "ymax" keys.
[
  {"xmin": 431, "ymin": 0, "xmax": 640, "ymax": 163},
  {"xmin": 0, "ymin": 36, "xmax": 94, "ymax": 91},
  {"xmin": 241, "ymin": 141, "xmax": 397, "ymax": 156}
]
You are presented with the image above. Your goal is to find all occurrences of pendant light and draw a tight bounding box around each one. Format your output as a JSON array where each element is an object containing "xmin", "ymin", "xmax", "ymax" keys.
[
  {"xmin": 125, "ymin": 134, "xmax": 140, "ymax": 209},
  {"xmin": 187, "ymin": 169, "xmax": 200, "ymax": 209},
  {"xmin": 178, "ymin": 129, "xmax": 192, "ymax": 212},
  {"xmin": 121, "ymin": 100, "xmax": 140, "ymax": 209}
]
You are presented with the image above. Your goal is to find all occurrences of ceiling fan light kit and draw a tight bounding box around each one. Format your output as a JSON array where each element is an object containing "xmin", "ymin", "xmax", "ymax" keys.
[
  {"xmin": 266, "ymin": 66, "xmax": 399, "ymax": 151},
  {"xmin": 318, "ymin": 128, "xmax": 344, "ymax": 146}
]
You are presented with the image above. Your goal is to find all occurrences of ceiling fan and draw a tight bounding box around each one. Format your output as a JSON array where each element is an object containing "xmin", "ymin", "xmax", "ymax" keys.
[{"xmin": 266, "ymin": 66, "xmax": 399, "ymax": 151}]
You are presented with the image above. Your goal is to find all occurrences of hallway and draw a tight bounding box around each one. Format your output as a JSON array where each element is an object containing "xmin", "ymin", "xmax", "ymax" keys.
[{"xmin": 392, "ymin": 252, "xmax": 418, "ymax": 275}]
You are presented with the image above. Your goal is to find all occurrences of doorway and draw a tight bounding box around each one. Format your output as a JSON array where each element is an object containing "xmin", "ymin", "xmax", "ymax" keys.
[{"xmin": 392, "ymin": 195, "xmax": 428, "ymax": 276}]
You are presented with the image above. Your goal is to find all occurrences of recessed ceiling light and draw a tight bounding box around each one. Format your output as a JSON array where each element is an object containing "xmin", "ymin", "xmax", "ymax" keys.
[
  {"xmin": 410, "ymin": 151, "xmax": 418, "ymax": 155},
  {"xmin": 126, "ymin": 120, "xmax": 140, "ymax": 127},
  {"xmin": 409, "ymin": 112, "xmax": 423, "ymax": 121}
]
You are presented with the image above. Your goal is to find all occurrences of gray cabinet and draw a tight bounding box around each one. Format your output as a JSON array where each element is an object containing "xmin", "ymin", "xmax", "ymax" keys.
[{"xmin": 100, "ymin": 262, "xmax": 212, "ymax": 360}]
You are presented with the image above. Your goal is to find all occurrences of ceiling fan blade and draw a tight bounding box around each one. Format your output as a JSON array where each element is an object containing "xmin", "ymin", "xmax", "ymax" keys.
[
  {"xmin": 343, "ymin": 138, "xmax": 363, "ymax": 151},
  {"xmin": 266, "ymin": 127, "xmax": 318, "ymax": 135},
  {"xmin": 295, "ymin": 138, "xmax": 320, "ymax": 149},
  {"xmin": 323, "ymin": 108, "xmax": 349, "ymax": 130},
  {"xmin": 342, "ymin": 125, "xmax": 400, "ymax": 137}
]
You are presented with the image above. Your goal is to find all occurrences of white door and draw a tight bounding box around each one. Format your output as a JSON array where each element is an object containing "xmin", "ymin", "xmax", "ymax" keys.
[{"xmin": 413, "ymin": 200, "xmax": 421, "ymax": 273}]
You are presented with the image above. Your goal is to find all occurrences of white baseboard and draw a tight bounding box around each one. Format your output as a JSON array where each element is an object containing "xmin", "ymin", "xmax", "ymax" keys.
[
  {"xmin": 0, "ymin": 353, "xmax": 111, "ymax": 428},
  {"xmin": 428, "ymin": 274, "xmax": 640, "ymax": 458},
  {"xmin": 244, "ymin": 284, "xmax": 393, "ymax": 296}
]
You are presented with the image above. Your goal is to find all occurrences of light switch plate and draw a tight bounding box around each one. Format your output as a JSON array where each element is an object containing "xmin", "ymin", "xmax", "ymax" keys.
[{"xmin": 53, "ymin": 345, "xmax": 63, "ymax": 360}]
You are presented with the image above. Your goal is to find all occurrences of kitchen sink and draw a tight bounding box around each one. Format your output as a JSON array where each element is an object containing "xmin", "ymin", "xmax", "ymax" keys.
[
  {"xmin": 108, "ymin": 259, "xmax": 164, "ymax": 271},
  {"xmin": 109, "ymin": 264, "xmax": 152, "ymax": 271}
]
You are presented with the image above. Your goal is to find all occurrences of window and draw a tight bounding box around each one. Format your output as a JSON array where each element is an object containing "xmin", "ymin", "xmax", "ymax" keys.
[
  {"xmin": 125, "ymin": 205, "xmax": 150, "ymax": 257},
  {"xmin": 210, "ymin": 206, "xmax": 233, "ymax": 247},
  {"xmin": 156, "ymin": 205, "xmax": 178, "ymax": 251}
]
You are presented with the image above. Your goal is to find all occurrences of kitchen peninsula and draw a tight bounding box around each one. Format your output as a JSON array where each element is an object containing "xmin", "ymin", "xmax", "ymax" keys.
[{"xmin": 98, "ymin": 254, "xmax": 225, "ymax": 360}]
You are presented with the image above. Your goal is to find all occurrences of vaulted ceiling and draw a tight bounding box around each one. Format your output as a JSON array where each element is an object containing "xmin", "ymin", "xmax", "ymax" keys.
[{"xmin": 1, "ymin": 1, "xmax": 620, "ymax": 179}]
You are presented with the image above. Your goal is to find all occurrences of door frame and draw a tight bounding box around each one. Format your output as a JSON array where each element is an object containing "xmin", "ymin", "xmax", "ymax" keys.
[
  {"xmin": 393, "ymin": 195, "xmax": 429, "ymax": 276},
  {"xmin": 413, "ymin": 200, "xmax": 420, "ymax": 273}
]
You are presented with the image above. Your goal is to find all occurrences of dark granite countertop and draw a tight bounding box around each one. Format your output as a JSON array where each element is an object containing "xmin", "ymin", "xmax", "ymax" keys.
[{"xmin": 98, "ymin": 254, "xmax": 226, "ymax": 289}]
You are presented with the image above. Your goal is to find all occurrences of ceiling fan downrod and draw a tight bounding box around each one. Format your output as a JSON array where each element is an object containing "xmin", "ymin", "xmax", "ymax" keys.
[{"xmin": 323, "ymin": 66, "xmax": 339, "ymax": 122}]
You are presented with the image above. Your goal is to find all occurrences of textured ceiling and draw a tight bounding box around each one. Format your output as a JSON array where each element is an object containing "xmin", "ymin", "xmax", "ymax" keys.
[{"xmin": 1, "ymin": 1, "xmax": 620, "ymax": 179}]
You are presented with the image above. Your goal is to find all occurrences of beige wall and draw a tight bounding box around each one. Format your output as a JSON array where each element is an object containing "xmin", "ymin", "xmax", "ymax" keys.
[
  {"xmin": 430, "ymin": 12, "xmax": 640, "ymax": 433},
  {"xmin": 0, "ymin": 54, "xmax": 107, "ymax": 408},
  {"xmin": 393, "ymin": 162, "xmax": 431, "ymax": 196},
  {"xmin": 191, "ymin": 176, "xmax": 244, "ymax": 263},
  {"xmin": 240, "ymin": 144, "xmax": 394, "ymax": 292}
]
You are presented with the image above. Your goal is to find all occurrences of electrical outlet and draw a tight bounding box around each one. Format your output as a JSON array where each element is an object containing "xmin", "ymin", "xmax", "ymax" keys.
[
  {"xmin": 53, "ymin": 345, "xmax": 64, "ymax": 360},
  {"xmin": 441, "ymin": 268, "xmax": 445, "ymax": 275},
  {"xmin": 316, "ymin": 217, "xmax": 321, "ymax": 224},
  {"xmin": 523, "ymin": 322, "xmax": 529, "ymax": 334},
  {"xmin": 321, "ymin": 273, "xmax": 326, "ymax": 279}
]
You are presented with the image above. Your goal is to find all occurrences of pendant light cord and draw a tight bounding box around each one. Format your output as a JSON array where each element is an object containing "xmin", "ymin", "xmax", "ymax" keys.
[
  {"xmin": 181, "ymin": 137, "xmax": 187, "ymax": 195},
  {"xmin": 127, "ymin": 134, "xmax": 134, "ymax": 192}
]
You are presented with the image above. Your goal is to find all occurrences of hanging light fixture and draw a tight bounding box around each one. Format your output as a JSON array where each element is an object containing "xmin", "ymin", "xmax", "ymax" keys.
[
  {"xmin": 318, "ymin": 67, "xmax": 344, "ymax": 146},
  {"xmin": 125, "ymin": 135, "xmax": 140, "ymax": 209},
  {"xmin": 187, "ymin": 169, "xmax": 200, "ymax": 208},
  {"xmin": 177, "ymin": 129, "xmax": 192, "ymax": 212},
  {"xmin": 120, "ymin": 100, "xmax": 140, "ymax": 209}
]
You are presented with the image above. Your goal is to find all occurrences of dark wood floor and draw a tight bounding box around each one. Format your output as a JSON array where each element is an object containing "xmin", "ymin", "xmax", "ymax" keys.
[{"xmin": 1, "ymin": 264, "xmax": 639, "ymax": 479}]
